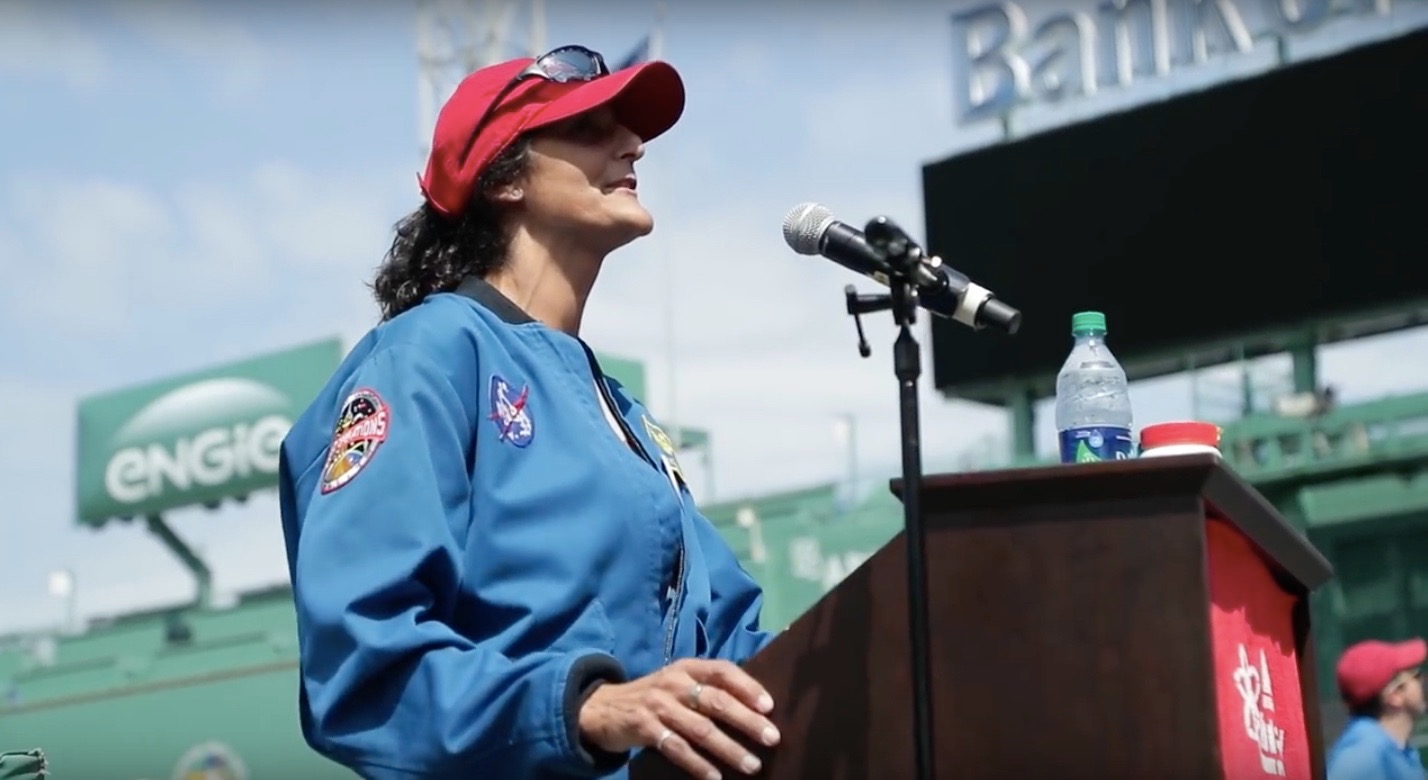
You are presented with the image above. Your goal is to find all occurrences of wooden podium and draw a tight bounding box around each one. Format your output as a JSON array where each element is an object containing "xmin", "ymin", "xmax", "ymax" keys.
[{"xmin": 631, "ymin": 454, "xmax": 1334, "ymax": 779}]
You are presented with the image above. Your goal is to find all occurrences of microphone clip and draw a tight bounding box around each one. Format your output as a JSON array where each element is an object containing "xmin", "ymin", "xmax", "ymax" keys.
[
  {"xmin": 844, "ymin": 285, "xmax": 890, "ymax": 358},
  {"xmin": 842, "ymin": 216, "xmax": 924, "ymax": 360},
  {"xmin": 863, "ymin": 216, "xmax": 924, "ymax": 276}
]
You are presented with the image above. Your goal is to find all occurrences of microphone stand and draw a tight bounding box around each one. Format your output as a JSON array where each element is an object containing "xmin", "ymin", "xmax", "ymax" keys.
[{"xmin": 842, "ymin": 216, "xmax": 935, "ymax": 780}]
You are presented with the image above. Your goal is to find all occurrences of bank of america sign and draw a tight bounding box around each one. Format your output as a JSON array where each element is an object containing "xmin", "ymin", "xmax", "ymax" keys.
[{"xmin": 950, "ymin": 0, "xmax": 1427, "ymax": 126}]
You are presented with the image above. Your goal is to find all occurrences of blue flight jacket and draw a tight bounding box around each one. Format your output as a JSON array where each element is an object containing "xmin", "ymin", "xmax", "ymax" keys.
[{"xmin": 277, "ymin": 277, "xmax": 776, "ymax": 780}]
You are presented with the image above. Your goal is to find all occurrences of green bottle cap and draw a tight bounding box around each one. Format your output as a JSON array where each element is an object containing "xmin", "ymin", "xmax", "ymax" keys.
[{"xmin": 1071, "ymin": 311, "xmax": 1107, "ymax": 336}]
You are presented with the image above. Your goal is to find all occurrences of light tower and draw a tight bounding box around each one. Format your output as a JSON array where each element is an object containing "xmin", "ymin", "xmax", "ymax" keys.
[{"xmin": 415, "ymin": 0, "xmax": 547, "ymax": 160}]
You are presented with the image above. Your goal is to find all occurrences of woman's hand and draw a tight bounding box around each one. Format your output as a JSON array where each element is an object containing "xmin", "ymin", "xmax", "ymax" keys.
[{"xmin": 577, "ymin": 658, "xmax": 781, "ymax": 780}]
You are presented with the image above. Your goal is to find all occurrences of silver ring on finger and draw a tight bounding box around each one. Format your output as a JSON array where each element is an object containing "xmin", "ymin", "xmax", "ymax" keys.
[
  {"xmin": 687, "ymin": 682, "xmax": 704, "ymax": 710},
  {"xmin": 655, "ymin": 728, "xmax": 675, "ymax": 751}
]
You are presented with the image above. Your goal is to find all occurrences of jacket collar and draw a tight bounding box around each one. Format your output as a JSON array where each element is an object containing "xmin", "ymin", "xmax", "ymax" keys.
[{"xmin": 452, "ymin": 275, "xmax": 535, "ymax": 325}]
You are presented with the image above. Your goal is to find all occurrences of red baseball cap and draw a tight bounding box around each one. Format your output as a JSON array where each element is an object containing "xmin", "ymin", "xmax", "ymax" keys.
[
  {"xmin": 1336, "ymin": 638, "xmax": 1427, "ymax": 706},
  {"xmin": 419, "ymin": 54, "xmax": 685, "ymax": 219}
]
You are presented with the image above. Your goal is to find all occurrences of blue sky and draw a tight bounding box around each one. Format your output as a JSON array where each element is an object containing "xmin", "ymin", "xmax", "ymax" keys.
[{"xmin": 3, "ymin": 0, "xmax": 1427, "ymax": 633}]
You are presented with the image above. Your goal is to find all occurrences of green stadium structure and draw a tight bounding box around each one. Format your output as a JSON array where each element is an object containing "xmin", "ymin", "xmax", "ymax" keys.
[
  {"xmin": 0, "ymin": 587, "xmax": 340, "ymax": 779},
  {"xmin": 5, "ymin": 382, "xmax": 1428, "ymax": 773}
]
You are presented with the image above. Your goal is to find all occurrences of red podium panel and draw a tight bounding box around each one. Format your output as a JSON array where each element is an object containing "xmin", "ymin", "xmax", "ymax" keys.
[{"xmin": 1207, "ymin": 518, "xmax": 1313, "ymax": 778}]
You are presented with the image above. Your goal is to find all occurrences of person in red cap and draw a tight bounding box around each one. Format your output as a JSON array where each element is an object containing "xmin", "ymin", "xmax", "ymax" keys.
[
  {"xmin": 1326, "ymin": 637, "xmax": 1427, "ymax": 780},
  {"xmin": 277, "ymin": 46, "xmax": 781, "ymax": 780}
]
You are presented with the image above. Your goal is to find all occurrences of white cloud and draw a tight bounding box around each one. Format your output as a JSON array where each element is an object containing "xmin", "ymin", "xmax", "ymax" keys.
[
  {"xmin": 1, "ymin": 163, "xmax": 408, "ymax": 340},
  {"xmin": 0, "ymin": 379, "xmax": 74, "ymax": 507},
  {"xmin": 3, "ymin": 177, "xmax": 174, "ymax": 333},
  {"xmin": 0, "ymin": 1, "xmax": 110, "ymax": 90},
  {"xmin": 0, "ymin": 0, "xmax": 285, "ymax": 101},
  {"xmin": 247, "ymin": 161, "xmax": 405, "ymax": 271},
  {"xmin": 171, "ymin": 181, "xmax": 273, "ymax": 286},
  {"xmin": 107, "ymin": 0, "xmax": 276, "ymax": 104}
]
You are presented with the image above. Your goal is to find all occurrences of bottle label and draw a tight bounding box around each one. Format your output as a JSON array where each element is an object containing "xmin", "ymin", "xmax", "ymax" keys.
[{"xmin": 1059, "ymin": 425, "xmax": 1134, "ymax": 463}]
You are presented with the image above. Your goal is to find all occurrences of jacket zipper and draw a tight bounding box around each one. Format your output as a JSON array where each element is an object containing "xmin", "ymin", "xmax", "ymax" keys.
[
  {"xmin": 663, "ymin": 546, "xmax": 685, "ymax": 665},
  {"xmin": 578, "ymin": 342, "xmax": 686, "ymax": 665}
]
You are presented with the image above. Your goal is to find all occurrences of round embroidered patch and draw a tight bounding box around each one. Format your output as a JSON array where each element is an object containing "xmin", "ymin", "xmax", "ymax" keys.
[
  {"xmin": 172, "ymin": 741, "xmax": 247, "ymax": 780},
  {"xmin": 320, "ymin": 387, "xmax": 390, "ymax": 494}
]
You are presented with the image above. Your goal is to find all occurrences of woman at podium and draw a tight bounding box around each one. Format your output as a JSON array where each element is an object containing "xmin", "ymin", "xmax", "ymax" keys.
[{"xmin": 276, "ymin": 46, "xmax": 780, "ymax": 780}]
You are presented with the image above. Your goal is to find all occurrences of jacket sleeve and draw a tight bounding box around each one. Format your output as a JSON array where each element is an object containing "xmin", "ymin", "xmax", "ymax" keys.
[
  {"xmin": 287, "ymin": 345, "xmax": 628, "ymax": 780},
  {"xmin": 691, "ymin": 511, "xmax": 777, "ymax": 664}
]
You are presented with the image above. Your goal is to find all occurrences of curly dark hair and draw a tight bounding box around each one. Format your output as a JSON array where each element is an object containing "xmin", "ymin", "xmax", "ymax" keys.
[{"xmin": 371, "ymin": 136, "xmax": 534, "ymax": 321}]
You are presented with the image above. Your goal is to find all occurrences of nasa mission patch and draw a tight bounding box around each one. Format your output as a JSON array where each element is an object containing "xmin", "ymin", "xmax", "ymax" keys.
[
  {"xmin": 487, "ymin": 374, "xmax": 534, "ymax": 448},
  {"xmin": 320, "ymin": 387, "xmax": 390, "ymax": 494}
]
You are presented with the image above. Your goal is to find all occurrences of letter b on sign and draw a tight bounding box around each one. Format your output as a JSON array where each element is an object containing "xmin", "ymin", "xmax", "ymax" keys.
[{"xmin": 950, "ymin": 4, "xmax": 1031, "ymax": 125}]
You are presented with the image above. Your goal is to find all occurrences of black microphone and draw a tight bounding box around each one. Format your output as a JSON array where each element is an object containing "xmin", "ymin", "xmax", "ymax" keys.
[{"xmin": 782, "ymin": 202, "xmax": 1021, "ymax": 335}]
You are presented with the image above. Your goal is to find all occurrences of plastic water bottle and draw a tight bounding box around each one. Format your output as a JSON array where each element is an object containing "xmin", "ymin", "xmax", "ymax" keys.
[{"xmin": 1055, "ymin": 311, "xmax": 1134, "ymax": 463}]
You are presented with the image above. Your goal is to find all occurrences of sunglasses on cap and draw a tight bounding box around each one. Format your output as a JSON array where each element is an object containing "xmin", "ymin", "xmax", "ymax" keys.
[{"xmin": 458, "ymin": 45, "xmax": 612, "ymax": 166}]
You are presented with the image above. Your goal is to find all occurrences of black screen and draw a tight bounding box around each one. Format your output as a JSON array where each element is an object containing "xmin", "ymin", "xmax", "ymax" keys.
[{"xmin": 926, "ymin": 28, "xmax": 1428, "ymax": 404}]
